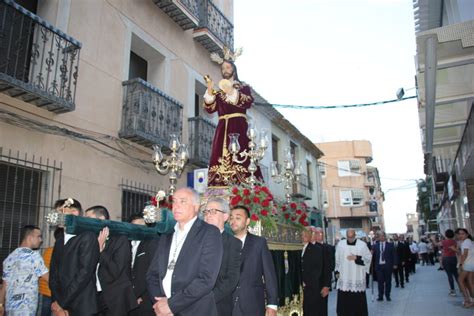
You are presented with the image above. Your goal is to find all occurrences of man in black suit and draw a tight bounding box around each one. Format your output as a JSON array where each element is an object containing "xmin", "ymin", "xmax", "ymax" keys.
[
  {"xmin": 229, "ymin": 205, "xmax": 278, "ymax": 316},
  {"xmin": 301, "ymin": 227, "xmax": 331, "ymax": 316},
  {"xmin": 392, "ymin": 234, "xmax": 407, "ymax": 288},
  {"xmin": 373, "ymin": 231, "xmax": 398, "ymax": 301},
  {"xmin": 203, "ymin": 197, "xmax": 241, "ymax": 316},
  {"xmin": 399, "ymin": 235, "xmax": 411, "ymax": 283},
  {"xmin": 309, "ymin": 226, "xmax": 333, "ymax": 315},
  {"xmin": 128, "ymin": 214, "xmax": 159, "ymax": 316},
  {"xmin": 85, "ymin": 206, "xmax": 137, "ymax": 316},
  {"xmin": 146, "ymin": 187, "xmax": 223, "ymax": 316},
  {"xmin": 49, "ymin": 198, "xmax": 100, "ymax": 316}
]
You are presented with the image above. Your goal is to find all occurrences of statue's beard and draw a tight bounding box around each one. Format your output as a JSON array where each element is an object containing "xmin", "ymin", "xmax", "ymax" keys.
[{"xmin": 222, "ymin": 71, "xmax": 233, "ymax": 80}]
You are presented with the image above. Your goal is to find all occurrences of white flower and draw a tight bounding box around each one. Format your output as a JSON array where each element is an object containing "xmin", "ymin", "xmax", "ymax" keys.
[{"xmin": 156, "ymin": 190, "xmax": 166, "ymax": 200}]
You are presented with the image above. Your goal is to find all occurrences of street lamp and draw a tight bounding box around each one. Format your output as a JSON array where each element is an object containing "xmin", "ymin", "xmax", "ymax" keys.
[
  {"xmin": 152, "ymin": 134, "xmax": 189, "ymax": 195},
  {"xmin": 271, "ymin": 147, "xmax": 301, "ymax": 202},
  {"xmin": 228, "ymin": 122, "xmax": 269, "ymax": 187}
]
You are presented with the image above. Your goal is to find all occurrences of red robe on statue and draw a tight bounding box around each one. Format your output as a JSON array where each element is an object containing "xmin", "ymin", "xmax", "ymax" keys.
[{"xmin": 203, "ymin": 83, "xmax": 263, "ymax": 188}]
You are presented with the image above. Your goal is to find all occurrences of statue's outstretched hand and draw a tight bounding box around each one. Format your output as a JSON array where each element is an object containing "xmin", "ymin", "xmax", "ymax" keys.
[{"xmin": 204, "ymin": 75, "xmax": 214, "ymax": 94}]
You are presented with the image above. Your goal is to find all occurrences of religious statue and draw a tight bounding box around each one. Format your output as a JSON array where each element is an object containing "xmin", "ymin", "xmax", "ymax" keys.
[{"xmin": 203, "ymin": 47, "xmax": 263, "ymax": 188}]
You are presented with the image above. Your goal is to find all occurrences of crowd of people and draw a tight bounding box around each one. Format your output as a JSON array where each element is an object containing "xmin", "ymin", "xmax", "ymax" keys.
[{"xmin": 1, "ymin": 186, "xmax": 473, "ymax": 316}]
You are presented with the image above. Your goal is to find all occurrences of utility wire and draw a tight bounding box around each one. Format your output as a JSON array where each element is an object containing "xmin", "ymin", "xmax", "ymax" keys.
[{"xmin": 254, "ymin": 95, "xmax": 417, "ymax": 110}]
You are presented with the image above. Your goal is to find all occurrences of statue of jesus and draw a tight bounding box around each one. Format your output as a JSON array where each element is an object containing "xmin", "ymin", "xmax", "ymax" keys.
[{"xmin": 203, "ymin": 49, "xmax": 262, "ymax": 189}]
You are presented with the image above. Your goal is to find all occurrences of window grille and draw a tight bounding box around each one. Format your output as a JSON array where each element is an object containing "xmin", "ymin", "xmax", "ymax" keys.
[
  {"xmin": 0, "ymin": 147, "xmax": 62, "ymax": 277},
  {"xmin": 120, "ymin": 179, "xmax": 157, "ymax": 222}
]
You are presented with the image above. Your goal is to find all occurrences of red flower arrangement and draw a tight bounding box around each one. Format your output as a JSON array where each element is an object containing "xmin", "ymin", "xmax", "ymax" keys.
[
  {"xmin": 275, "ymin": 200, "xmax": 310, "ymax": 227},
  {"xmin": 229, "ymin": 184, "xmax": 310, "ymax": 229},
  {"xmin": 229, "ymin": 184, "xmax": 277, "ymax": 230}
]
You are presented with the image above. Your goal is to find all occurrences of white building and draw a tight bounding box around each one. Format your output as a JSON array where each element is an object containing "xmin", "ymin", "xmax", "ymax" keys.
[{"xmin": 413, "ymin": 0, "xmax": 474, "ymax": 232}]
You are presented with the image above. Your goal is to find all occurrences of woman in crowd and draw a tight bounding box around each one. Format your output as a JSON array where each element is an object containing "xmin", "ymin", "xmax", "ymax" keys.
[
  {"xmin": 455, "ymin": 228, "xmax": 474, "ymax": 308},
  {"xmin": 440, "ymin": 229, "xmax": 459, "ymax": 296}
]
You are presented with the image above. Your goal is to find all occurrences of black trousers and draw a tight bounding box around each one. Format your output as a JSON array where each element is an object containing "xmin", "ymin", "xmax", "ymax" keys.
[
  {"xmin": 303, "ymin": 286, "xmax": 327, "ymax": 316},
  {"xmin": 410, "ymin": 254, "xmax": 417, "ymax": 273},
  {"xmin": 442, "ymin": 256, "xmax": 459, "ymax": 291},
  {"xmin": 376, "ymin": 265, "xmax": 393, "ymax": 299},
  {"xmin": 393, "ymin": 264, "xmax": 405, "ymax": 286},
  {"xmin": 403, "ymin": 261, "xmax": 410, "ymax": 281}
]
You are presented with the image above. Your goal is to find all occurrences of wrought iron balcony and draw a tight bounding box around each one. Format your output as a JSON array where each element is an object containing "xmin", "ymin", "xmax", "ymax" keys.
[
  {"xmin": 0, "ymin": 0, "xmax": 81, "ymax": 113},
  {"xmin": 154, "ymin": 0, "xmax": 200, "ymax": 30},
  {"xmin": 187, "ymin": 116, "xmax": 216, "ymax": 167},
  {"xmin": 292, "ymin": 174, "xmax": 312, "ymax": 200},
  {"xmin": 120, "ymin": 78, "xmax": 183, "ymax": 149},
  {"xmin": 193, "ymin": 0, "xmax": 233, "ymax": 53}
]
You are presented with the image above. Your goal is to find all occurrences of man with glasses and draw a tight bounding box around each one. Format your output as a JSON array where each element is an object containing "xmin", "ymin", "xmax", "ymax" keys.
[
  {"xmin": 146, "ymin": 187, "xmax": 223, "ymax": 316},
  {"xmin": 203, "ymin": 197, "xmax": 241, "ymax": 316}
]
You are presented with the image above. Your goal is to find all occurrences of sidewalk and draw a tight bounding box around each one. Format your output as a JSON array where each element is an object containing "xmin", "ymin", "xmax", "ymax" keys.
[{"xmin": 327, "ymin": 264, "xmax": 474, "ymax": 316}]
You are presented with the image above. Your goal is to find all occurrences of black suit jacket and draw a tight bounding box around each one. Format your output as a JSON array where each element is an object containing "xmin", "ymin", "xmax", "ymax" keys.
[
  {"xmin": 49, "ymin": 232, "xmax": 100, "ymax": 316},
  {"xmin": 129, "ymin": 238, "xmax": 159, "ymax": 316},
  {"xmin": 324, "ymin": 243, "xmax": 336, "ymax": 273},
  {"xmin": 98, "ymin": 235, "xmax": 138, "ymax": 315},
  {"xmin": 394, "ymin": 241, "xmax": 407, "ymax": 264},
  {"xmin": 214, "ymin": 232, "xmax": 241, "ymax": 316},
  {"xmin": 302, "ymin": 243, "xmax": 331, "ymax": 290},
  {"xmin": 374, "ymin": 241, "xmax": 398, "ymax": 269},
  {"xmin": 232, "ymin": 233, "xmax": 278, "ymax": 316},
  {"xmin": 146, "ymin": 218, "xmax": 223, "ymax": 316},
  {"xmin": 130, "ymin": 238, "xmax": 159, "ymax": 316}
]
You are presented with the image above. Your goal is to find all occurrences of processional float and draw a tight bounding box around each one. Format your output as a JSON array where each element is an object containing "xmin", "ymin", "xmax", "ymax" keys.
[{"xmin": 46, "ymin": 47, "xmax": 308, "ymax": 316}]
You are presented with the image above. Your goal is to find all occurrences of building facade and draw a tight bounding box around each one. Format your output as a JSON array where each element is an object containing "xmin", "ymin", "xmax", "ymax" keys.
[
  {"xmin": 252, "ymin": 92, "xmax": 325, "ymax": 226},
  {"xmin": 0, "ymin": 0, "xmax": 325, "ymax": 270},
  {"xmin": 413, "ymin": 0, "xmax": 474, "ymax": 233},
  {"xmin": 0, "ymin": 0, "xmax": 235, "ymax": 267},
  {"xmin": 315, "ymin": 140, "xmax": 385, "ymax": 243},
  {"xmin": 406, "ymin": 212, "xmax": 420, "ymax": 242}
]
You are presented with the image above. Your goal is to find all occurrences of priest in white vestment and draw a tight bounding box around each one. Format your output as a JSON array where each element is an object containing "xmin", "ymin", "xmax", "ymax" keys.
[{"xmin": 335, "ymin": 229, "xmax": 372, "ymax": 316}]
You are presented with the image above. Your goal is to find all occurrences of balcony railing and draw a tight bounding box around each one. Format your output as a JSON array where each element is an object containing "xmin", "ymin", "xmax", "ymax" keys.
[
  {"xmin": 154, "ymin": 0, "xmax": 200, "ymax": 30},
  {"xmin": 193, "ymin": 0, "xmax": 233, "ymax": 53},
  {"xmin": 188, "ymin": 116, "xmax": 216, "ymax": 167},
  {"xmin": 0, "ymin": 0, "xmax": 81, "ymax": 113},
  {"xmin": 119, "ymin": 78, "xmax": 183, "ymax": 149}
]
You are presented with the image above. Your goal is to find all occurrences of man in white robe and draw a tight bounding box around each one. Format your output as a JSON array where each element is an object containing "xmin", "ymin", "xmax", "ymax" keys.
[{"xmin": 335, "ymin": 229, "xmax": 372, "ymax": 316}]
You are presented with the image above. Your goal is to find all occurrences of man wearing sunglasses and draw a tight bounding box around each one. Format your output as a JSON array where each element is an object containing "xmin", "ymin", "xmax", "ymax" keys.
[{"xmin": 203, "ymin": 197, "xmax": 242, "ymax": 316}]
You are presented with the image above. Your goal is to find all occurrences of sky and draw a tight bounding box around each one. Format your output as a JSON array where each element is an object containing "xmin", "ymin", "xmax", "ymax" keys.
[{"xmin": 234, "ymin": 0, "xmax": 425, "ymax": 233}]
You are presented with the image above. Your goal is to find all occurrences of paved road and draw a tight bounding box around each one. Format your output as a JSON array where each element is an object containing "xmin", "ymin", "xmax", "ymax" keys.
[{"xmin": 327, "ymin": 264, "xmax": 474, "ymax": 316}]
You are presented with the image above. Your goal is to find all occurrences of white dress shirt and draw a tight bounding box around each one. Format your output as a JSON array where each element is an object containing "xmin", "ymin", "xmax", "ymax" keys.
[
  {"xmin": 64, "ymin": 232, "xmax": 76, "ymax": 245},
  {"xmin": 162, "ymin": 216, "xmax": 197, "ymax": 298},
  {"xmin": 379, "ymin": 241, "xmax": 386, "ymax": 264},
  {"xmin": 302, "ymin": 243, "xmax": 309, "ymax": 257},
  {"xmin": 237, "ymin": 233, "xmax": 247, "ymax": 249},
  {"xmin": 131, "ymin": 240, "xmax": 141, "ymax": 268}
]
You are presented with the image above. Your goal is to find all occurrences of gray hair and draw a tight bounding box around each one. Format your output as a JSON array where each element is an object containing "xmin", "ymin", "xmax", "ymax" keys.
[
  {"xmin": 175, "ymin": 187, "xmax": 200, "ymax": 205},
  {"xmin": 205, "ymin": 197, "xmax": 230, "ymax": 214},
  {"xmin": 377, "ymin": 231, "xmax": 386, "ymax": 238}
]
